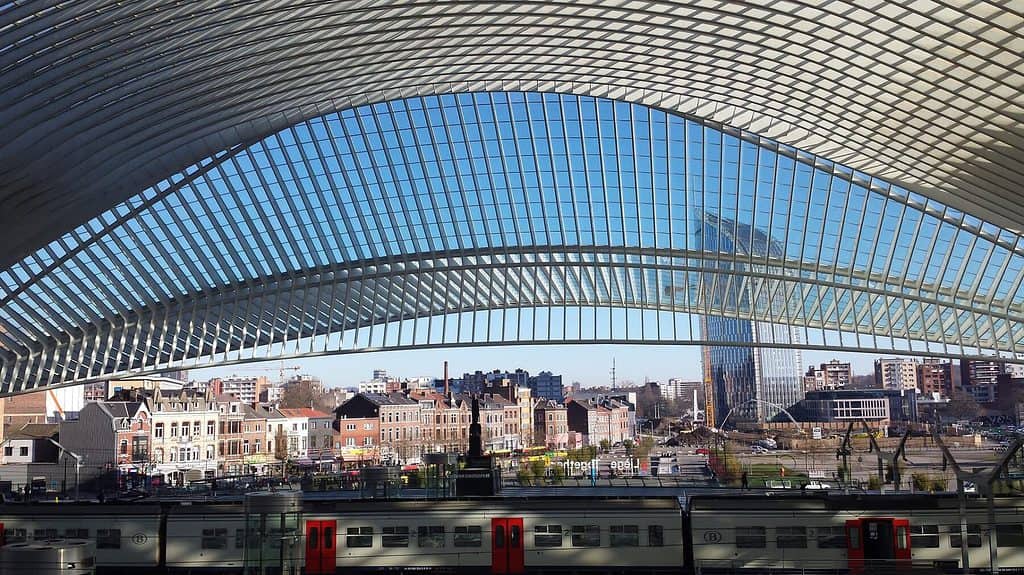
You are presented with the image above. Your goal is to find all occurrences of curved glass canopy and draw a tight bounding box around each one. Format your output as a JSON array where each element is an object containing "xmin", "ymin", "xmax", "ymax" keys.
[{"xmin": 0, "ymin": 92, "xmax": 1022, "ymax": 393}]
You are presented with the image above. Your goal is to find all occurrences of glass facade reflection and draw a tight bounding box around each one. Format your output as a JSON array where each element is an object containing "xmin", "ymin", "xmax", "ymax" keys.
[
  {"xmin": 698, "ymin": 213, "xmax": 803, "ymax": 425},
  {"xmin": 0, "ymin": 92, "xmax": 1021, "ymax": 393}
]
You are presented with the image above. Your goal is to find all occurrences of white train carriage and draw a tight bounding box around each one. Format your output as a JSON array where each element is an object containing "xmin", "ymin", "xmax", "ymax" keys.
[
  {"xmin": 164, "ymin": 503, "xmax": 247, "ymax": 570},
  {"xmin": 0, "ymin": 503, "xmax": 162, "ymax": 570},
  {"xmin": 688, "ymin": 494, "xmax": 1024, "ymax": 574},
  {"xmin": 302, "ymin": 497, "xmax": 685, "ymax": 574},
  {"xmin": 518, "ymin": 498, "xmax": 683, "ymax": 573}
]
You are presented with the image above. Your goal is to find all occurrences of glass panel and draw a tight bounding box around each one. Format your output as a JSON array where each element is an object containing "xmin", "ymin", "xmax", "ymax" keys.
[
  {"xmin": 571, "ymin": 525, "xmax": 600, "ymax": 547},
  {"xmin": 346, "ymin": 526, "xmax": 371, "ymax": 548},
  {"xmin": 817, "ymin": 526, "xmax": 846, "ymax": 548},
  {"xmin": 382, "ymin": 526, "xmax": 409, "ymax": 548},
  {"xmin": 736, "ymin": 526, "xmax": 766, "ymax": 548},
  {"xmin": 648, "ymin": 525, "xmax": 664, "ymax": 547},
  {"xmin": 997, "ymin": 525, "xmax": 1024, "ymax": 547},
  {"xmin": 534, "ymin": 524, "xmax": 562, "ymax": 547},
  {"xmin": 454, "ymin": 526, "xmax": 482, "ymax": 547},
  {"xmin": 910, "ymin": 525, "xmax": 939, "ymax": 548},
  {"xmin": 950, "ymin": 524, "xmax": 982, "ymax": 548},
  {"xmin": 417, "ymin": 525, "xmax": 445, "ymax": 548},
  {"xmin": 610, "ymin": 525, "xmax": 639, "ymax": 547}
]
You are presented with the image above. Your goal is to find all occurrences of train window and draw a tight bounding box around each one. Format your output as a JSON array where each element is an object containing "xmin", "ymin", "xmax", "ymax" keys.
[
  {"xmin": 896, "ymin": 526, "xmax": 908, "ymax": 550},
  {"xmin": 610, "ymin": 525, "xmax": 639, "ymax": 547},
  {"xmin": 382, "ymin": 526, "xmax": 409, "ymax": 547},
  {"xmin": 848, "ymin": 527, "xmax": 860, "ymax": 549},
  {"xmin": 777, "ymin": 526, "xmax": 807, "ymax": 549},
  {"xmin": 418, "ymin": 525, "xmax": 445, "ymax": 547},
  {"xmin": 5, "ymin": 528, "xmax": 26, "ymax": 543},
  {"xmin": 996, "ymin": 525, "xmax": 1024, "ymax": 547},
  {"xmin": 648, "ymin": 525, "xmax": 664, "ymax": 547},
  {"xmin": 97, "ymin": 529, "xmax": 121, "ymax": 549},
  {"xmin": 610, "ymin": 523, "xmax": 634, "ymax": 544},
  {"xmin": 949, "ymin": 524, "xmax": 982, "ymax": 548},
  {"xmin": 64, "ymin": 528, "xmax": 89, "ymax": 540},
  {"xmin": 535, "ymin": 524, "xmax": 563, "ymax": 547},
  {"xmin": 454, "ymin": 526, "xmax": 482, "ymax": 547},
  {"xmin": 202, "ymin": 528, "xmax": 228, "ymax": 549},
  {"xmin": 235, "ymin": 529, "xmax": 245, "ymax": 549},
  {"xmin": 571, "ymin": 525, "xmax": 600, "ymax": 547},
  {"xmin": 33, "ymin": 528, "xmax": 57, "ymax": 540},
  {"xmin": 910, "ymin": 525, "xmax": 939, "ymax": 548},
  {"xmin": 268, "ymin": 528, "xmax": 284, "ymax": 549},
  {"xmin": 346, "ymin": 526, "xmax": 373, "ymax": 548},
  {"xmin": 816, "ymin": 526, "xmax": 846, "ymax": 548},
  {"xmin": 736, "ymin": 526, "xmax": 766, "ymax": 549}
]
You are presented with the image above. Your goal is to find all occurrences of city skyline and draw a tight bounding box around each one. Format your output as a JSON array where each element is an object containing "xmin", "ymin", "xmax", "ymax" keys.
[{"xmin": 189, "ymin": 344, "xmax": 901, "ymax": 391}]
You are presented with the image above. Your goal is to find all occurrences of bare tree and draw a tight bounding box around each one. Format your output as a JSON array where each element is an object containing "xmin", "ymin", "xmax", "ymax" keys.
[{"xmin": 944, "ymin": 390, "xmax": 981, "ymax": 421}]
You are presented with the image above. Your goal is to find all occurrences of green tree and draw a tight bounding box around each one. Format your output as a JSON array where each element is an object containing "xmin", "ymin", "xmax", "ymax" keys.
[
  {"xmin": 550, "ymin": 465, "xmax": 565, "ymax": 485},
  {"xmin": 867, "ymin": 475, "xmax": 881, "ymax": 490},
  {"xmin": 529, "ymin": 458, "xmax": 547, "ymax": 481},
  {"xmin": 517, "ymin": 464, "xmax": 534, "ymax": 485},
  {"xmin": 599, "ymin": 439, "xmax": 611, "ymax": 453},
  {"xmin": 567, "ymin": 446, "xmax": 597, "ymax": 462},
  {"xmin": 911, "ymin": 472, "xmax": 930, "ymax": 491},
  {"xmin": 635, "ymin": 437, "xmax": 656, "ymax": 461}
]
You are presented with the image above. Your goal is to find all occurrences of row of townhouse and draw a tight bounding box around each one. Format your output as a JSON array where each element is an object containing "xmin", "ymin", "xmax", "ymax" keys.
[
  {"xmin": 334, "ymin": 391, "xmax": 534, "ymax": 463},
  {"xmin": 48, "ymin": 386, "xmax": 335, "ymax": 488},
  {"xmin": 3, "ymin": 385, "xmax": 639, "ymax": 492},
  {"xmin": 330, "ymin": 389, "xmax": 638, "ymax": 463},
  {"xmin": 563, "ymin": 398, "xmax": 634, "ymax": 447}
]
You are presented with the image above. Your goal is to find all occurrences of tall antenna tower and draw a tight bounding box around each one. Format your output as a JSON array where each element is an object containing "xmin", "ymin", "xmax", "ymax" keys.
[{"xmin": 610, "ymin": 358, "xmax": 617, "ymax": 390}]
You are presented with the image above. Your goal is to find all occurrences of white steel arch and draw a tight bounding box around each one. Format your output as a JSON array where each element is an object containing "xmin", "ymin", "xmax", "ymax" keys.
[
  {"xmin": 0, "ymin": 92, "xmax": 1021, "ymax": 395},
  {"xmin": 0, "ymin": 1, "xmax": 1021, "ymax": 269}
]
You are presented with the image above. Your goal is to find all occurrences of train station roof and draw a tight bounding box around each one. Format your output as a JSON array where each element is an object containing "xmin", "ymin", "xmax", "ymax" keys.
[{"xmin": 0, "ymin": 2, "xmax": 1021, "ymax": 393}]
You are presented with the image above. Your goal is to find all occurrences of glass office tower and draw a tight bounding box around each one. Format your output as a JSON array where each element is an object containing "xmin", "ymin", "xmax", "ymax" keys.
[{"xmin": 699, "ymin": 213, "xmax": 803, "ymax": 426}]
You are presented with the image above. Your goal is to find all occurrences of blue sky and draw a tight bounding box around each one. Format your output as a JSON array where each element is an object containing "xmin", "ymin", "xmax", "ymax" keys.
[
  {"xmin": 66, "ymin": 91, "xmax": 1005, "ymax": 390},
  {"xmin": 189, "ymin": 345, "xmax": 885, "ymax": 389}
]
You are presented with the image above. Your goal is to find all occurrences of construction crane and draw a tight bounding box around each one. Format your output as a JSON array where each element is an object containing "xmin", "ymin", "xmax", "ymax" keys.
[{"xmin": 226, "ymin": 361, "xmax": 301, "ymax": 383}]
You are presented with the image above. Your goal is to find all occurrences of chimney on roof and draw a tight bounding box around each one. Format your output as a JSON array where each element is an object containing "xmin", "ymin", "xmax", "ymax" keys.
[{"xmin": 444, "ymin": 360, "xmax": 449, "ymax": 396}]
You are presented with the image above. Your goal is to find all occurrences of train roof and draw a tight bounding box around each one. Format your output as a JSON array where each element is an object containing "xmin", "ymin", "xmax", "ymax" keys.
[{"xmin": 687, "ymin": 492, "xmax": 1024, "ymax": 512}]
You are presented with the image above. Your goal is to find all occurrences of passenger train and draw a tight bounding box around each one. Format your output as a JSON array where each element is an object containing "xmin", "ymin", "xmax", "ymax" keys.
[{"xmin": 1, "ymin": 492, "xmax": 1022, "ymax": 573}]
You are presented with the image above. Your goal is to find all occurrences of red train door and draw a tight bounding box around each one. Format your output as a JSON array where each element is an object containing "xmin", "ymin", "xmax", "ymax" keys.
[
  {"xmin": 892, "ymin": 518, "xmax": 912, "ymax": 567},
  {"xmin": 491, "ymin": 518, "xmax": 524, "ymax": 574},
  {"xmin": 0, "ymin": 522, "xmax": 4, "ymax": 546},
  {"xmin": 847, "ymin": 519, "xmax": 865, "ymax": 575},
  {"xmin": 848, "ymin": 518, "xmax": 911, "ymax": 574},
  {"xmin": 305, "ymin": 520, "xmax": 337, "ymax": 574}
]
